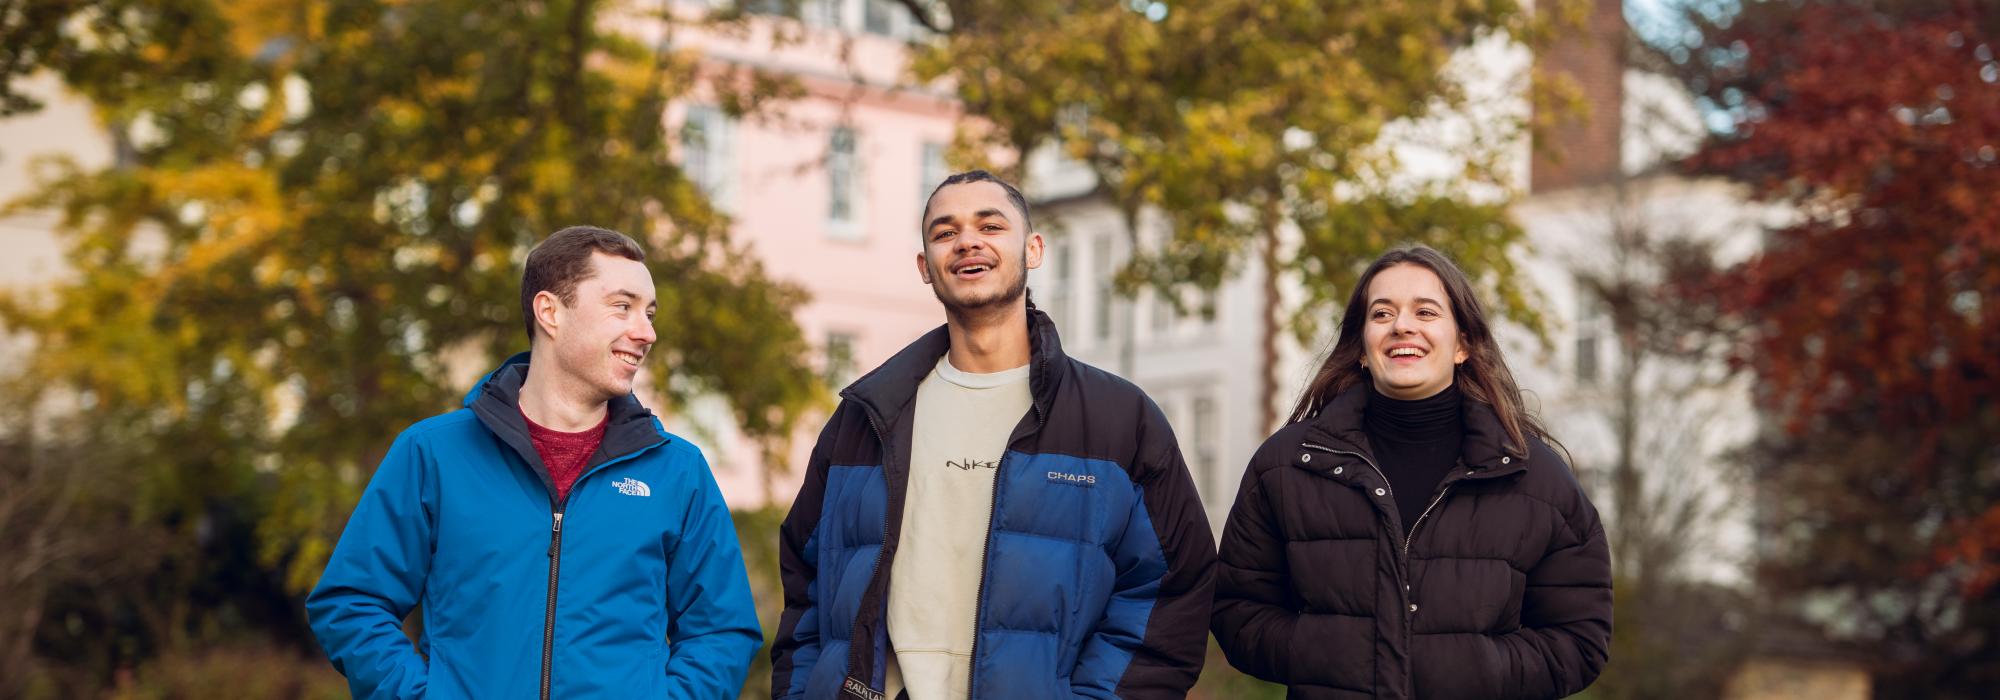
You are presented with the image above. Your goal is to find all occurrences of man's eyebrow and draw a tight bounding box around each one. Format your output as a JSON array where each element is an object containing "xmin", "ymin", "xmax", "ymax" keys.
[
  {"xmin": 928, "ymin": 209, "xmax": 1014, "ymax": 230},
  {"xmin": 606, "ymin": 290, "xmax": 656, "ymax": 306}
]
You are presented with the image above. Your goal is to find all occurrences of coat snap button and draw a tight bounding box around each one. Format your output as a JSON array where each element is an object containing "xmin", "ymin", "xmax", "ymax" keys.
[
  {"xmin": 1374, "ymin": 488, "xmax": 1386, "ymax": 496},
  {"xmin": 1300, "ymin": 453, "xmax": 1311, "ymax": 463},
  {"xmin": 1501, "ymin": 456, "xmax": 1512, "ymax": 464},
  {"xmin": 1409, "ymin": 604, "xmax": 1419, "ymax": 613},
  {"xmin": 1333, "ymin": 467, "xmax": 1344, "ymax": 475}
]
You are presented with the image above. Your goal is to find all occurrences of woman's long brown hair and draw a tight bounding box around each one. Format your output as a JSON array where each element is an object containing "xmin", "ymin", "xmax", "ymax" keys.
[{"xmin": 1288, "ymin": 246, "xmax": 1552, "ymax": 457}]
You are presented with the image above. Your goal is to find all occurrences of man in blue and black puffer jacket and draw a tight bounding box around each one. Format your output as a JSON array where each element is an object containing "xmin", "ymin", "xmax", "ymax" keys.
[{"xmin": 771, "ymin": 170, "xmax": 1216, "ymax": 700}]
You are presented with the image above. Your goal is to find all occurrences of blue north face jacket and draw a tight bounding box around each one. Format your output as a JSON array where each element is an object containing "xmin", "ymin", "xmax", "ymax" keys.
[
  {"xmin": 306, "ymin": 353, "xmax": 761, "ymax": 699},
  {"xmin": 769, "ymin": 308, "xmax": 1217, "ymax": 699}
]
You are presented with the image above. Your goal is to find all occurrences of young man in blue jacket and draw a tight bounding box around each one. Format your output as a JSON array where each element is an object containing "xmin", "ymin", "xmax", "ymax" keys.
[
  {"xmin": 769, "ymin": 171, "xmax": 1217, "ymax": 700},
  {"xmin": 307, "ymin": 226, "xmax": 761, "ymax": 699}
]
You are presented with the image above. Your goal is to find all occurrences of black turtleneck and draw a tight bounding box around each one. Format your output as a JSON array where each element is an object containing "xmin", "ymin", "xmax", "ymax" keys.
[{"xmin": 1363, "ymin": 382, "xmax": 1464, "ymax": 538}]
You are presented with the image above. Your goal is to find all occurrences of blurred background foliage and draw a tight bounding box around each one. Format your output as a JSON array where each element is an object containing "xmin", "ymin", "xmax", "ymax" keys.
[
  {"xmin": 1663, "ymin": 1, "xmax": 2000, "ymax": 696},
  {"xmin": 0, "ymin": 0, "xmax": 1995, "ymax": 697},
  {"xmin": 0, "ymin": 0, "xmax": 820, "ymax": 695}
]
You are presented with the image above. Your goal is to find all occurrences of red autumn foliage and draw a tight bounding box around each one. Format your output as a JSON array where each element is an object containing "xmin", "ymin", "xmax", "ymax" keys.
[
  {"xmin": 1680, "ymin": 2, "xmax": 2000, "ymax": 662},
  {"xmin": 1689, "ymin": 3, "xmax": 1999, "ymax": 436}
]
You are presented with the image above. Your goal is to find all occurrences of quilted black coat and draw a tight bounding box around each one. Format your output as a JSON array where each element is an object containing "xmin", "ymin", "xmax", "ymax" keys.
[{"xmin": 1212, "ymin": 387, "xmax": 1612, "ymax": 699}]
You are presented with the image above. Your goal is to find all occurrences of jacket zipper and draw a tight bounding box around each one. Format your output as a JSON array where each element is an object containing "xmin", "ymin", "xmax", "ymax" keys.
[
  {"xmin": 964, "ymin": 451, "xmax": 1007, "ymax": 698},
  {"xmin": 1301, "ymin": 441, "xmax": 1463, "ymax": 557},
  {"xmin": 542, "ymin": 510, "xmax": 564, "ymax": 700},
  {"xmin": 1300, "ymin": 443, "xmax": 1415, "ymax": 582},
  {"xmin": 1303, "ymin": 440, "xmax": 1474, "ymax": 693},
  {"xmin": 535, "ymin": 441, "xmax": 662, "ymax": 700},
  {"xmin": 1402, "ymin": 485, "xmax": 1452, "ymax": 558},
  {"xmin": 968, "ymin": 355, "xmax": 1049, "ymax": 699}
]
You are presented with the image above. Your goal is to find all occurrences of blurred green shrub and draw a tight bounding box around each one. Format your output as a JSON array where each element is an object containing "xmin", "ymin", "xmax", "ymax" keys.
[{"xmin": 100, "ymin": 644, "xmax": 347, "ymax": 700}]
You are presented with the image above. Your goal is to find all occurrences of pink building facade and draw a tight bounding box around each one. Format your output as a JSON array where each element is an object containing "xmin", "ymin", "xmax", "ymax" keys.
[{"xmin": 643, "ymin": 2, "xmax": 966, "ymax": 508}]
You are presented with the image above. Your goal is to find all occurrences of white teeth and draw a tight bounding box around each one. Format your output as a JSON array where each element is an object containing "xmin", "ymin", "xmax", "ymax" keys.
[
  {"xmin": 1389, "ymin": 348, "xmax": 1424, "ymax": 358},
  {"xmin": 615, "ymin": 352, "xmax": 641, "ymax": 366}
]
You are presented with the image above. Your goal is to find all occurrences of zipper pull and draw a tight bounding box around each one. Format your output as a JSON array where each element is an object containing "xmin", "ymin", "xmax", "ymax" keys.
[{"xmin": 549, "ymin": 513, "xmax": 563, "ymax": 557}]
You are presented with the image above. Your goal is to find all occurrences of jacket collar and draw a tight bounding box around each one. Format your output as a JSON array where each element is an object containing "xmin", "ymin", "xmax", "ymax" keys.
[
  {"xmin": 841, "ymin": 304, "xmax": 1063, "ymax": 433},
  {"xmin": 464, "ymin": 351, "xmax": 668, "ymax": 486},
  {"xmin": 1301, "ymin": 383, "xmax": 1528, "ymax": 481}
]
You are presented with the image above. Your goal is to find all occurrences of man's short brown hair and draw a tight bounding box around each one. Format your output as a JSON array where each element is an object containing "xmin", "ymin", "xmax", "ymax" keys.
[
  {"xmin": 521, "ymin": 226, "xmax": 646, "ymax": 344},
  {"xmin": 922, "ymin": 169, "xmax": 1034, "ymax": 236}
]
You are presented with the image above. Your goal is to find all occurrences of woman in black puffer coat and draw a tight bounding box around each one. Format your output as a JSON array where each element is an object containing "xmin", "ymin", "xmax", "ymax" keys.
[{"xmin": 1213, "ymin": 246, "xmax": 1611, "ymax": 699}]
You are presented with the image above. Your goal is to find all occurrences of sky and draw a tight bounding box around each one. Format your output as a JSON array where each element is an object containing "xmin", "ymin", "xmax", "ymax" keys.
[{"xmin": 1626, "ymin": 0, "xmax": 1700, "ymax": 49}]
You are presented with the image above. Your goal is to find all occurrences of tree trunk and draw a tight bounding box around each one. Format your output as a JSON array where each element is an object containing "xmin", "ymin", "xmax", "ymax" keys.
[
  {"xmin": 1258, "ymin": 221, "xmax": 1281, "ymax": 433},
  {"xmin": 1119, "ymin": 206, "xmax": 1141, "ymax": 379},
  {"xmin": 1613, "ymin": 334, "xmax": 1644, "ymax": 586}
]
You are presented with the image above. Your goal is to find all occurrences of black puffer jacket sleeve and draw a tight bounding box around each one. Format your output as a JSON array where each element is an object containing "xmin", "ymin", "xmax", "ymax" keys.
[
  {"xmin": 1074, "ymin": 396, "xmax": 1219, "ymax": 698},
  {"xmin": 769, "ymin": 411, "xmax": 839, "ymax": 700},
  {"xmin": 1209, "ymin": 443, "xmax": 1298, "ymax": 685},
  {"xmin": 1491, "ymin": 446, "xmax": 1613, "ymax": 698}
]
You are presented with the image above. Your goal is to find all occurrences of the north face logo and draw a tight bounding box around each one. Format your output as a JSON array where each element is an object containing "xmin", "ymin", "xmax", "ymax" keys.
[{"xmin": 612, "ymin": 477, "xmax": 651, "ymax": 497}]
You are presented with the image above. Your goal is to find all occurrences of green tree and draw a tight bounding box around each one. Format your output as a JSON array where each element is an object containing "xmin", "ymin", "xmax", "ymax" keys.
[
  {"xmin": 0, "ymin": 0, "xmax": 817, "ymax": 691},
  {"xmin": 896, "ymin": 0, "xmax": 1567, "ymax": 427}
]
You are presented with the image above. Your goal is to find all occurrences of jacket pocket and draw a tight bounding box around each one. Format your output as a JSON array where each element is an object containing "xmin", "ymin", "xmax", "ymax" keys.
[
  {"xmin": 1497, "ymin": 567, "xmax": 1526, "ymax": 632},
  {"xmin": 1287, "ymin": 612, "xmax": 1372, "ymax": 690},
  {"xmin": 419, "ymin": 643, "xmax": 450, "ymax": 699},
  {"xmin": 652, "ymin": 644, "xmax": 672, "ymax": 696}
]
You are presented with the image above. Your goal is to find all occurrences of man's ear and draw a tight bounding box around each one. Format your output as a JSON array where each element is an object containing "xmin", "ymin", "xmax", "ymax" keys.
[
  {"xmin": 1025, "ymin": 231, "xmax": 1045, "ymax": 270},
  {"xmin": 534, "ymin": 290, "xmax": 563, "ymax": 340},
  {"xmin": 916, "ymin": 251, "xmax": 933, "ymax": 285}
]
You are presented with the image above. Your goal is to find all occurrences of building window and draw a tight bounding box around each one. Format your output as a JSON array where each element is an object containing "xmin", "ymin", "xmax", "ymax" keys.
[
  {"xmin": 1042, "ymin": 234, "xmax": 1069, "ymax": 327},
  {"xmin": 680, "ymin": 105, "xmax": 734, "ymax": 211},
  {"xmin": 824, "ymin": 331, "xmax": 858, "ymax": 388},
  {"xmin": 1192, "ymin": 393, "xmax": 1218, "ymax": 495},
  {"xmin": 803, "ymin": 0, "xmax": 843, "ymax": 28},
  {"xmin": 1575, "ymin": 276, "xmax": 1603, "ymax": 384},
  {"xmin": 740, "ymin": 0, "xmax": 788, "ymax": 16},
  {"xmin": 1150, "ymin": 290, "xmax": 1173, "ymax": 337},
  {"xmin": 919, "ymin": 141, "xmax": 947, "ymax": 217},
  {"xmin": 828, "ymin": 127, "xmax": 861, "ymax": 238},
  {"xmin": 1046, "ymin": 234, "xmax": 1067, "ymax": 282},
  {"xmin": 863, "ymin": 0, "xmax": 899, "ymax": 36}
]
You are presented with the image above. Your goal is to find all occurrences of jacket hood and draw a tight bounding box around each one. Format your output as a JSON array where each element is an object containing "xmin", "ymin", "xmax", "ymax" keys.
[
  {"xmin": 463, "ymin": 351, "xmax": 669, "ymax": 500},
  {"xmin": 840, "ymin": 304, "xmax": 1064, "ymax": 433},
  {"xmin": 463, "ymin": 351, "xmax": 533, "ymax": 408}
]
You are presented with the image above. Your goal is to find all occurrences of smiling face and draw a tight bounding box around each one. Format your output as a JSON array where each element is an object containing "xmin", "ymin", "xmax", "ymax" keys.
[
  {"xmin": 917, "ymin": 180, "xmax": 1043, "ymax": 314},
  {"xmin": 1360, "ymin": 263, "xmax": 1470, "ymax": 400},
  {"xmin": 533, "ymin": 252, "xmax": 659, "ymax": 404}
]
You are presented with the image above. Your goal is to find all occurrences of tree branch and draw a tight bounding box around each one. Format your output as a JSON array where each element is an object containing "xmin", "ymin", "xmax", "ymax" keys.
[{"xmin": 892, "ymin": 0, "xmax": 948, "ymax": 34}]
